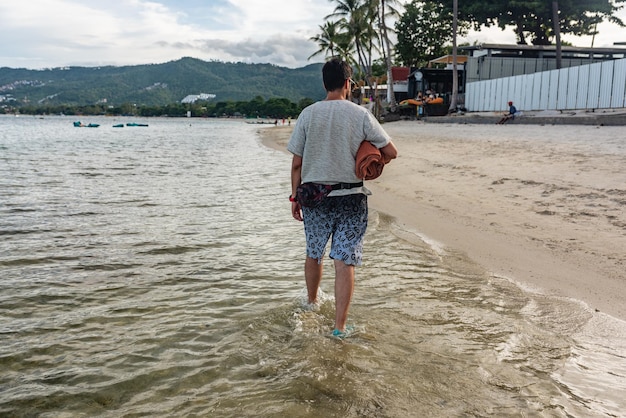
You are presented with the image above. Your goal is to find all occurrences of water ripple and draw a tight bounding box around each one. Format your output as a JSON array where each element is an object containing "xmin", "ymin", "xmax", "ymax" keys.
[{"xmin": 0, "ymin": 116, "xmax": 624, "ymax": 417}]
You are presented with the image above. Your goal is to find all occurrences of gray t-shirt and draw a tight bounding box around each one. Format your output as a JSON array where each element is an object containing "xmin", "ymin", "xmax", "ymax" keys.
[{"xmin": 287, "ymin": 100, "xmax": 391, "ymax": 187}]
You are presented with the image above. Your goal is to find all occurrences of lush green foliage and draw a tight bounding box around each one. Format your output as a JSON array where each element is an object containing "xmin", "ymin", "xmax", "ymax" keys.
[
  {"xmin": 444, "ymin": 0, "xmax": 626, "ymax": 45},
  {"xmin": 313, "ymin": 0, "xmax": 401, "ymax": 83},
  {"xmin": 0, "ymin": 58, "xmax": 324, "ymax": 108},
  {"xmin": 309, "ymin": 21, "xmax": 354, "ymax": 61},
  {"xmin": 313, "ymin": 0, "xmax": 625, "ymax": 70},
  {"xmin": 395, "ymin": 0, "xmax": 468, "ymax": 67},
  {"xmin": 6, "ymin": 94, "xmax": 312, "ymax": 119}
]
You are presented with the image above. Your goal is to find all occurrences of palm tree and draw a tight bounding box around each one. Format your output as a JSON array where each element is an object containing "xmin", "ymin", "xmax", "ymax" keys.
[
  {"xmin": 308, "ymin": 21, "xmax": 342, "ymax": 60},
  {"xmin": 323, "ymin": 0, "xmax": 404, "ymax": 114},
  {"xmin": 359, "ymin": 1, "xmax": 380, "ymax": 81},
  {"xmin": 335, "ymin": 33, "xmax": 359, "ymax": 67},
  {"xmin": 336, "ymin": 0, "xmax": 401, "ymax": 110},
  {"xmin": 326, "ymin": 0, "xmax": 369, "ymax": 75}
]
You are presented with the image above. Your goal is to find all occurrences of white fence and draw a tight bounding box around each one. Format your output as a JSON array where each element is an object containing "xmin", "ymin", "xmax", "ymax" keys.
[{"xmin": 465, "ymin": 58, "xmax": 626, "ymax": 112}]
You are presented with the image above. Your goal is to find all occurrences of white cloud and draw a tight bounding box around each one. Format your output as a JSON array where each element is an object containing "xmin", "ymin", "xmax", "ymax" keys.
[
  {"xmin": 0, "ymin": 0, "xmax": 337, "ymax": 68},
  {"xmin": 0, "ymin": 0, "xmax": 624, "ymax": 70}
]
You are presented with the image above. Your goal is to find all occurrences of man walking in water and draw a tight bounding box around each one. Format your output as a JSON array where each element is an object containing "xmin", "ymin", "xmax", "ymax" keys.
[{"xmin": 287, "ymin": 58, "xmax": 398, "ymax": 338}]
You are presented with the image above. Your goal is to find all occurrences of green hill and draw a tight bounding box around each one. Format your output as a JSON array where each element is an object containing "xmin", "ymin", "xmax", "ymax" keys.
[{"xmin": 0, "ymin": 57, "xmax": 325, "ymax": 107}]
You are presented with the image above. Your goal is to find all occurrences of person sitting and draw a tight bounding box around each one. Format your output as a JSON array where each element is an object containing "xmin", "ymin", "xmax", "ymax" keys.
[{"xmin": 497, "ymin": 101, "xmax": 518, "ymax": 124}]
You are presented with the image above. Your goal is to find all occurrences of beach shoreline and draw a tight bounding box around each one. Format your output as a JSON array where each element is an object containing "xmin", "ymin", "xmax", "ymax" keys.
[
  {"xmin": 413, "ymin": 108, "xmax": 626, "ymax": 126},
  {"xmin": 259, "ymin": 121, "xmax": 625, "ymax": 322}
]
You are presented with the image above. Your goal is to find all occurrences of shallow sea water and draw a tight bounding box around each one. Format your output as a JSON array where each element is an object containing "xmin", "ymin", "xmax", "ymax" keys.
[{"xmin": 1, "ymin": 115, "xmax": 625, "ymax": 417}]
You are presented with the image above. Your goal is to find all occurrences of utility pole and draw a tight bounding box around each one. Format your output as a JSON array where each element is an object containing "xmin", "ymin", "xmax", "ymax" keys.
[{"xmin": 552, "ymin": 1, "xmax": 562, "ymax": 69}]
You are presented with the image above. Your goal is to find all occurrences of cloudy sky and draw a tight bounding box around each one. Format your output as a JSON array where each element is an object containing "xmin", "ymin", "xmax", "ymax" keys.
[{"xmin": 1, "ymin": 0, "xmax": 625, "ymax": 70}]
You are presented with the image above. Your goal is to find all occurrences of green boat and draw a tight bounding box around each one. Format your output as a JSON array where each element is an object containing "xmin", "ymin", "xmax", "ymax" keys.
[{"xmin": 73, "ymin": 121, "xmax": 99, "ymax": 128}]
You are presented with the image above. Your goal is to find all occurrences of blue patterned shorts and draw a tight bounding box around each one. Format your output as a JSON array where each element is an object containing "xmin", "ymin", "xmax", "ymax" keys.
[{"xmin": 302, "ymin": 194, "xmax": 368, "ymax": 266}]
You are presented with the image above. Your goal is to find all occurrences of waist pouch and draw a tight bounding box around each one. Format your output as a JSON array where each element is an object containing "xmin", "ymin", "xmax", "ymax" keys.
[{"xmin": 296, "ymin": 182, "xmax": 363, "ymax": 208}]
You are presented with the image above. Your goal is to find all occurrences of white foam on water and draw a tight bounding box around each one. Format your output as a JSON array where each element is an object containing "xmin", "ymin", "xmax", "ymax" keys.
[
  {"xmin": 290, "ymin": 288, "xmax": 333, "ymax": 334},
  {"xmin": 492, "ymin": 273, "xmax": 626, "ymax": 415},
  {"xmin": 552, "ymin": 312, "xmax": 626, "ymax": 416}
]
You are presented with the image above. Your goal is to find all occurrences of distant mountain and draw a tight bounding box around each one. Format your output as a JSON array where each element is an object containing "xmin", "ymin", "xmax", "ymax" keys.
[{"xmin": 0, "ymin": 57, "xmax": 325, "ymax": 107}]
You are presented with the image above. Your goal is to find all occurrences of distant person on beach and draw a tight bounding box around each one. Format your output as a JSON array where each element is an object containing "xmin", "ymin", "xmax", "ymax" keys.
[
  {"xmin": 497, "ymin": 101, "xmax": 518, "ymax": 124},
  {"xmin": 287, "ymin": 58, "xmax": 398, "ymax": 339}
]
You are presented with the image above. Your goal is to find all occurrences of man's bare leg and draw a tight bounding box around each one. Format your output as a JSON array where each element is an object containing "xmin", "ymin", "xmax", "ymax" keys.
[
  {"xmin": 305, "ymin": 256, "xmax": 323, "ymax": 304},
  {"xmin": 334, "ymin": 260, "xmax": 355, "ymax": 332}
]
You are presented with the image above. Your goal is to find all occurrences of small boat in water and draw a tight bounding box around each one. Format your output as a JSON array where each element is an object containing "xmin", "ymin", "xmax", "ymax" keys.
[
  {"xmin": 112, "ymin": 124, "xmax": 124, "ymax": 128},
  {"xmin": 126, "ymin": 122, "xmax": 149, "ymax": 127},
  {"xmin": 73, "ymin": 121, "xmax": 100, "ymax": 128}
]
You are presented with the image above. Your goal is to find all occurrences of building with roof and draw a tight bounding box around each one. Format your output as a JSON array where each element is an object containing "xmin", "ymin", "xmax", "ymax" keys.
[
  {"xmin": 400, "ymin": 44, "xmax": 626, "ymax": 114},
  {"xmin": 463, "ymin": 44, "xmax": 626, "ymax": 112},
  {"xmin": 460, "ymin": 43, "xmax": 626, "ymax": 84},
  {"xmin": 181, "ymin": 93, "xmax": 216, "ymax": 104}
]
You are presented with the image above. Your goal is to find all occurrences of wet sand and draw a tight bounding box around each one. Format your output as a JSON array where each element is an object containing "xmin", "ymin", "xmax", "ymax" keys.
[{"xmin": 260, "ymin": 122, "xmax": 626, "ymax": 322}]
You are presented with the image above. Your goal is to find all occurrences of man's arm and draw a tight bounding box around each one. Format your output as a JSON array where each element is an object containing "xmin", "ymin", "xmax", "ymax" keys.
[
  {"xmin": 291, "ymin": 155, "xmax": 303, "ymax": 221},
  {"xmin": 380, "ymin": 141, "xmax": 398, "ymax": 164}
]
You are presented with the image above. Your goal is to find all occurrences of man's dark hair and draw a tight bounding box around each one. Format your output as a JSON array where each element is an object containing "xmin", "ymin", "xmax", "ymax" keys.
[{"xmin": 322, "ymin": 58, "xmax": 352, "ymax": 92}]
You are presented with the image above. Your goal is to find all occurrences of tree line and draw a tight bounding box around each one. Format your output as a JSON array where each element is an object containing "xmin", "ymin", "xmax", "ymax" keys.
[
  {"xmin": 5, "ymin": 95, "xmax": 315, "ymax": 119},
  {"xmin": 0, "ymin": 59, "xmax": 325, "ymax": 109}
]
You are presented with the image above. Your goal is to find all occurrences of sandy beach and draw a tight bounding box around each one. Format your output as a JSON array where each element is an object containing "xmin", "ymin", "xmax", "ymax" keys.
[{"xmin": 260, "ymin": 121, "xmax": 626, "ymax": 322}]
